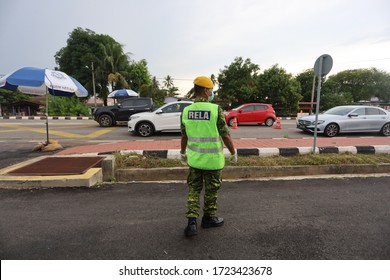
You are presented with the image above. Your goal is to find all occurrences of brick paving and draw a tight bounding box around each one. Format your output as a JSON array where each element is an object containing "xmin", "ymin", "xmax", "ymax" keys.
[{"xmin": 57, "ymin": 137, "xmax": 390, "ymax": 155}]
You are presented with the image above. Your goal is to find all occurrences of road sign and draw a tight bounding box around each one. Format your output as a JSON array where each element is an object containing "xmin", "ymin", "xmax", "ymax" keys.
[
  {"xmin": 314, "ymin": 54, "xmax": 333, "ymax": 78},
  {"xmin": 312, "ymin": 54, "xmax": 333, "ymax": 153}
]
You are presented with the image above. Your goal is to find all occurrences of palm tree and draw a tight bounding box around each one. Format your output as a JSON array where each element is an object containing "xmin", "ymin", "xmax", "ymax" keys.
[
  {"xmin": 163, "ymin": 75, "xmax": 179, "ymax": 97},
  {"xmin": 163, "ymin": 75, "xmax": 174, "ymax": 89},
  {"xmin": 95, "ymin": 41, "xmax": 131, "ymax": 105},
  {"xmin": 211, "ymin": 74, "xmax": 218, "ymax": 86}
]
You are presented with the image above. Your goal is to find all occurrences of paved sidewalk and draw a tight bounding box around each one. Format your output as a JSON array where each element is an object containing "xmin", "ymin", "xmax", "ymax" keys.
[{"xmin": 57, "ymin": 137, "xmax": 390, "ymax": 155}]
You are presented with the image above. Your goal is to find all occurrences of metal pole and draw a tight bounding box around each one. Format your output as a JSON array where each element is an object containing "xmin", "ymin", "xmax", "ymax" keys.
[
  {"xmin": 91, "ymin": 62, "xmax": 97, "ymax": 110},
  {"xmin": 310, "ymin": 74, "xmax": 316, "ymax": 115},
  {"xmin": 313, "ymin": 56, "xmax": 323, "ymax": 153},
  {"xmin": 45, "ymin": 87, "xmax": 49, "ymax": 145}
]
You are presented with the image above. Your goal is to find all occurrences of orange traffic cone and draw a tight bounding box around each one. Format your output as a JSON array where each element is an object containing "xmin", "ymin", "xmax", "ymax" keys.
[
  {"xmin": 232, "ymin": 117, "xmax": 238, "ymax": 129},
  {"xmin": 274, "ymin": 117, "xmax": 282, "ymax": 129}
]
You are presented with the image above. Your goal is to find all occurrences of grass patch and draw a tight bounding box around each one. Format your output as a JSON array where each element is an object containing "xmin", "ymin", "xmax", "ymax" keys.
[
  {"xmin": 115, "ymin": 152, "xmax": 390, "ymax": 169},
  {"xmin": 115, "ymin": 152, "xmax": 182, "ymax": 169}
]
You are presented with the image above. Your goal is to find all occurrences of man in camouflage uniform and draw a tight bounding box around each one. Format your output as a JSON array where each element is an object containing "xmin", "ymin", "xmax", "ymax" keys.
[{"xmin": 180, "ymin": 76, "xmax": 236, "ymax": 237}]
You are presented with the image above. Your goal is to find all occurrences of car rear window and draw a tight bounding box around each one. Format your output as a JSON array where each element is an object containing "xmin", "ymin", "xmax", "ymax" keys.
[
  {"xmin": 366, "ymin": 108, "xmax": 386, "ymax": 115},
  {"xmin": 325, "ymin": 107, "xmax": 356, "ymax": 115},
  {"xmin": 255, "ymin": 105, "xmax": 268, "ymax": 111},
  {"xmin": 121, "ymin": 99, "xmax": 151, "ymax": 107}
]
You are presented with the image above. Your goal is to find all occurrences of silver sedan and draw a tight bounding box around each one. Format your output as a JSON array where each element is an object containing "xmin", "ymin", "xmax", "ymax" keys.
[{"xmin": 297, "ymin": 105, "xmax": 390, "ymax": 137}]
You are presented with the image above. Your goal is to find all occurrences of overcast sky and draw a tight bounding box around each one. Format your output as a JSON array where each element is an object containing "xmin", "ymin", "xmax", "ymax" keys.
[{"xmin": 1, "ymin": 0, "xmax": 389, "ymax": 95}]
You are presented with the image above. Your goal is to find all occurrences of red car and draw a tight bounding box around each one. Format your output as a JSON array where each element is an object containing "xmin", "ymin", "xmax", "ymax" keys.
[{"xmin": 224, "ymin": 103, "xmax": 276, "ymax": 127}]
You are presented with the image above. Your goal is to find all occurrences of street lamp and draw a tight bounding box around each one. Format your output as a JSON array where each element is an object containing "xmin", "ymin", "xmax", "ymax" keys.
[{"xmin": 91, "ymin": 62, "xmax": 97, "ymax": 110}]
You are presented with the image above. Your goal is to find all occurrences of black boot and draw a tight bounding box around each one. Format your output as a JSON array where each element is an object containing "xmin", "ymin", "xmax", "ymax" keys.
[
  {"xmin": 184, "ymin": 218, "xmax": 197, "ymax": 237},
  {"xmin": 201, "ymin": 215, "xmax": 224, "ymax": 228}
]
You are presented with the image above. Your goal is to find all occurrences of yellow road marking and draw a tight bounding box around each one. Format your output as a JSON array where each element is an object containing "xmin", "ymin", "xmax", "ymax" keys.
[
  {"xmin": 0, "ymin": 123, "xmax": 117, "ymax": 139},
  {"xmin": 0, "ymin": 129, "xmax": 20, "ymax": 132}
]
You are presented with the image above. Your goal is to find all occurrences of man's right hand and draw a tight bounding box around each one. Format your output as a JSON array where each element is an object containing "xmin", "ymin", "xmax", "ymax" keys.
[{"xmin": 229, "ymin": 152, "xmax": 238, "ymax": 163}]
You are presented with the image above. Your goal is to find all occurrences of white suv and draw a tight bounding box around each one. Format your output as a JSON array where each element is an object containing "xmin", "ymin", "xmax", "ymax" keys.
[{"xmin": 128, "ymin": 101, "xmax": 193, "ymax": 137}]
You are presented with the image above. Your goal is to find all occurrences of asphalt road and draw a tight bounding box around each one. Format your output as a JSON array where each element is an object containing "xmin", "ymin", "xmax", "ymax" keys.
[{"xmin": 1, "ymin": 176, "xmax": 389, "ymax": 260}]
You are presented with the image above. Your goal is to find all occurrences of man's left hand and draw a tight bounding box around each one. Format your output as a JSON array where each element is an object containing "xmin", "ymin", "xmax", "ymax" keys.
[{"xmin": 180, "ymin": 153, "xmax": 187, "ymax": 165}]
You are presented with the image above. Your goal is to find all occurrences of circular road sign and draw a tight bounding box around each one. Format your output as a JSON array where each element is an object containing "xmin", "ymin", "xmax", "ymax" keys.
[{"xmin": 314, "ymin": 54, "xmax": 333, "ymax": 77}]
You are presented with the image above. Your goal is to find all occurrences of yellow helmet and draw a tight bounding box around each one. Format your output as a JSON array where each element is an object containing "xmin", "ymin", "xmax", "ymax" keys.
[{"xmin": 194, "ymin": 76, "xmax": 214, "ymax": 89}]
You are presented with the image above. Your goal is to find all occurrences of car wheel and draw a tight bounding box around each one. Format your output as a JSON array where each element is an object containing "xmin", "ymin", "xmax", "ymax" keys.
[
  {"xmin": 98, "ymin": 114, "xmax": 115, "ymax": 127},
  {"xmin": 265, "ymin": 118, "xmax": 274, "ymax": 127},
  {"xmin": 137, "ymin": 122, "xmax": 154, "ymax": 137},
  {"xmin": 228, "ymin": 118, "xmax": 236, "ymax": 126},
  {"xmin": 324, "ymin": 123, "xmax": 339, "ymax": 137},
  {"xmin": 380, "ymin": 123, "xmax": 390, "ymax": 136}
]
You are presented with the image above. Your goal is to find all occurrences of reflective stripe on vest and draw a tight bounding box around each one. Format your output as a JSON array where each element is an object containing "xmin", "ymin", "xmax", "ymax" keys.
[
  {"xmin": 182, "ymin": 102, "xmax": 225, "ymax": 170},
  {"xmin": 188, "ymin": 144, "xmax": 224, "ymax": 154}
]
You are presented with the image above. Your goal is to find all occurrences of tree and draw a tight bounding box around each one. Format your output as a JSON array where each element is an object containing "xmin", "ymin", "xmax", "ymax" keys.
[
  {"xmin": 163, "ymin": 75, "xmax": 179, "ymax": 97},
  {"xmin": 217, "ymin": 57, "xmax": 260, "ymax": 108},
  {"xmin": 324, "ymin": 68, "xmax": 390, "ymax": 103},
  {"xmin": 257, "ymin": 65, "xmax": 302, "ymax": 116},
  {"xmin": 55, "ymin": 27, "xmax": 154, "ymax": 105},
  {"xmin": 0, "ymin": 89, "xmax": 29, "ymax": 104},
  {"xmin": 99, "ymin": 41, "xmax": 130, "ymax": 91},
  {"xmin": 139, "ymin": 76, "xmax": 166, "ymax": 106},
  {"xmin": 125, "ymin": 59, "xmax": 152, "ymax": 93},
  {"xmin": 295, "ymin": 69, "xmax": 317, "ymax": 102},
  {"xmin": 55, "ymin": 28, "xmax": 104, "ymax": 94},
  {"xmin": 0, "ymin": 89, "xmax": 30, "ymax": 116}
]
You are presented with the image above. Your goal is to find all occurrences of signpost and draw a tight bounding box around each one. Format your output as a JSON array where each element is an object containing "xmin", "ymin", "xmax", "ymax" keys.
[{"xmin": 313, "ymin": 54, "xmax": 333, "ymax": 153}]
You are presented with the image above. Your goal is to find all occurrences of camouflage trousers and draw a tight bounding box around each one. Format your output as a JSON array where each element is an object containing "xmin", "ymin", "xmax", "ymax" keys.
[{"xmin": 185, "ymin": 167, "xmax": 222, "ymax": 218}]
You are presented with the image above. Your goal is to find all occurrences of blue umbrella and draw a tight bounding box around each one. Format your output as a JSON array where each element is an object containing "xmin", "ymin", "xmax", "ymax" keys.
[
  {"xmin": 0, "ymin": 67, "xmax": 88, "ymax": 144},
  {"xmin": 108, "ymin": 89, "xmax": 139, "ymax": 98}
]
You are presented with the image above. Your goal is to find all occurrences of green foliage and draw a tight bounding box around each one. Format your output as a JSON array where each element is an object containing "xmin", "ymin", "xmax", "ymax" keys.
[
  {"xmin": 55, "ymin": 27, "xmax": 153, "ymax": 105},
  {"xmin": 217, "ymin": 57, "xmax": 260, "ymax": 108},
  {"xmin": 217, "ymin": 59, "xmax": 302, "ymax": 115},
  {"xmin": 125, "ymin": 59, "xmax": 152, "ymax": 93},
  {"xmin": 115, "ymin": 153, "xmax": 390, "ymax": 169},
  {"xmin": 257, "ymin": 65, "xmax": 302, "ymax": 116},
  {"xmin": 320, "ymin": 78, "xmax": 353, "ymax": 110},
  {"xmin": 163, "ymin": 75, "xmax": 179, "ymax": 97},
  {"xmin": 0, "ymin": 89, "xmax": 30, "ymax": 104},
  {"xmin": 294, "ymin": 67, "xmax": 390, "ymax": 111},
  {"xmin": 55, "ymin": 28, "xmax": 103, "ymax": 89},
  {"xmin": 115, "ymin": 153, "xmax": 181, "ymax": 169},
  {"xmin": 323, "ymin": 68, "xmax": 390, "ymax": 103},
  {"xmin": 139, "ymin": 76, "xmax": 167, "ymax": 107},
  {"xmin": 295, "ymin": 69, "xmax": 317, "ymax": 102},
  {"xmin": 48, "ymin": 95, "xmax": 91, "ymax": 116}
]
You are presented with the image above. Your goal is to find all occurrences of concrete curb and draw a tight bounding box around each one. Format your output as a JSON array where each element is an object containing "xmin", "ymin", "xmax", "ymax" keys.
[
  {"xmin": 115, "ymin": 164, "xmax": 390, "ymax": 182},
  {"xmin": 0, "ymin": 155, "xmax": 106, "ymax": 189},
  {"xmin": 98, "ymin": 145, "xmax": 390, "ymax": 159},
  {"xmin": 110, "ymin": 145, "xmax": 390, "ymax": 182}
]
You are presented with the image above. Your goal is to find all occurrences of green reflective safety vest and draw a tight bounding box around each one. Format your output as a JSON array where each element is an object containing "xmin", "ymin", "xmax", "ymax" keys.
[{"xmin": 182, "ymin": 102, "xmax": 225, "ymax": 170}]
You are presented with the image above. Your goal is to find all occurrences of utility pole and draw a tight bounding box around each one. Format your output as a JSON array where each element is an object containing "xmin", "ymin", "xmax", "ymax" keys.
[{"xmin": 91, "ymin": 62, "xmax": 97, "ymax": 110}]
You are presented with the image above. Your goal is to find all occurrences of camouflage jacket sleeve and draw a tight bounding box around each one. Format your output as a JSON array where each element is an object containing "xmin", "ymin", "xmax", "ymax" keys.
[
  {"xmin": 181, "ymin": 113, "xmax": 186, "ymax": 135},
  {"xmin": 217, "ymin": 106, "xmax": 229, "ymax": 136}
]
